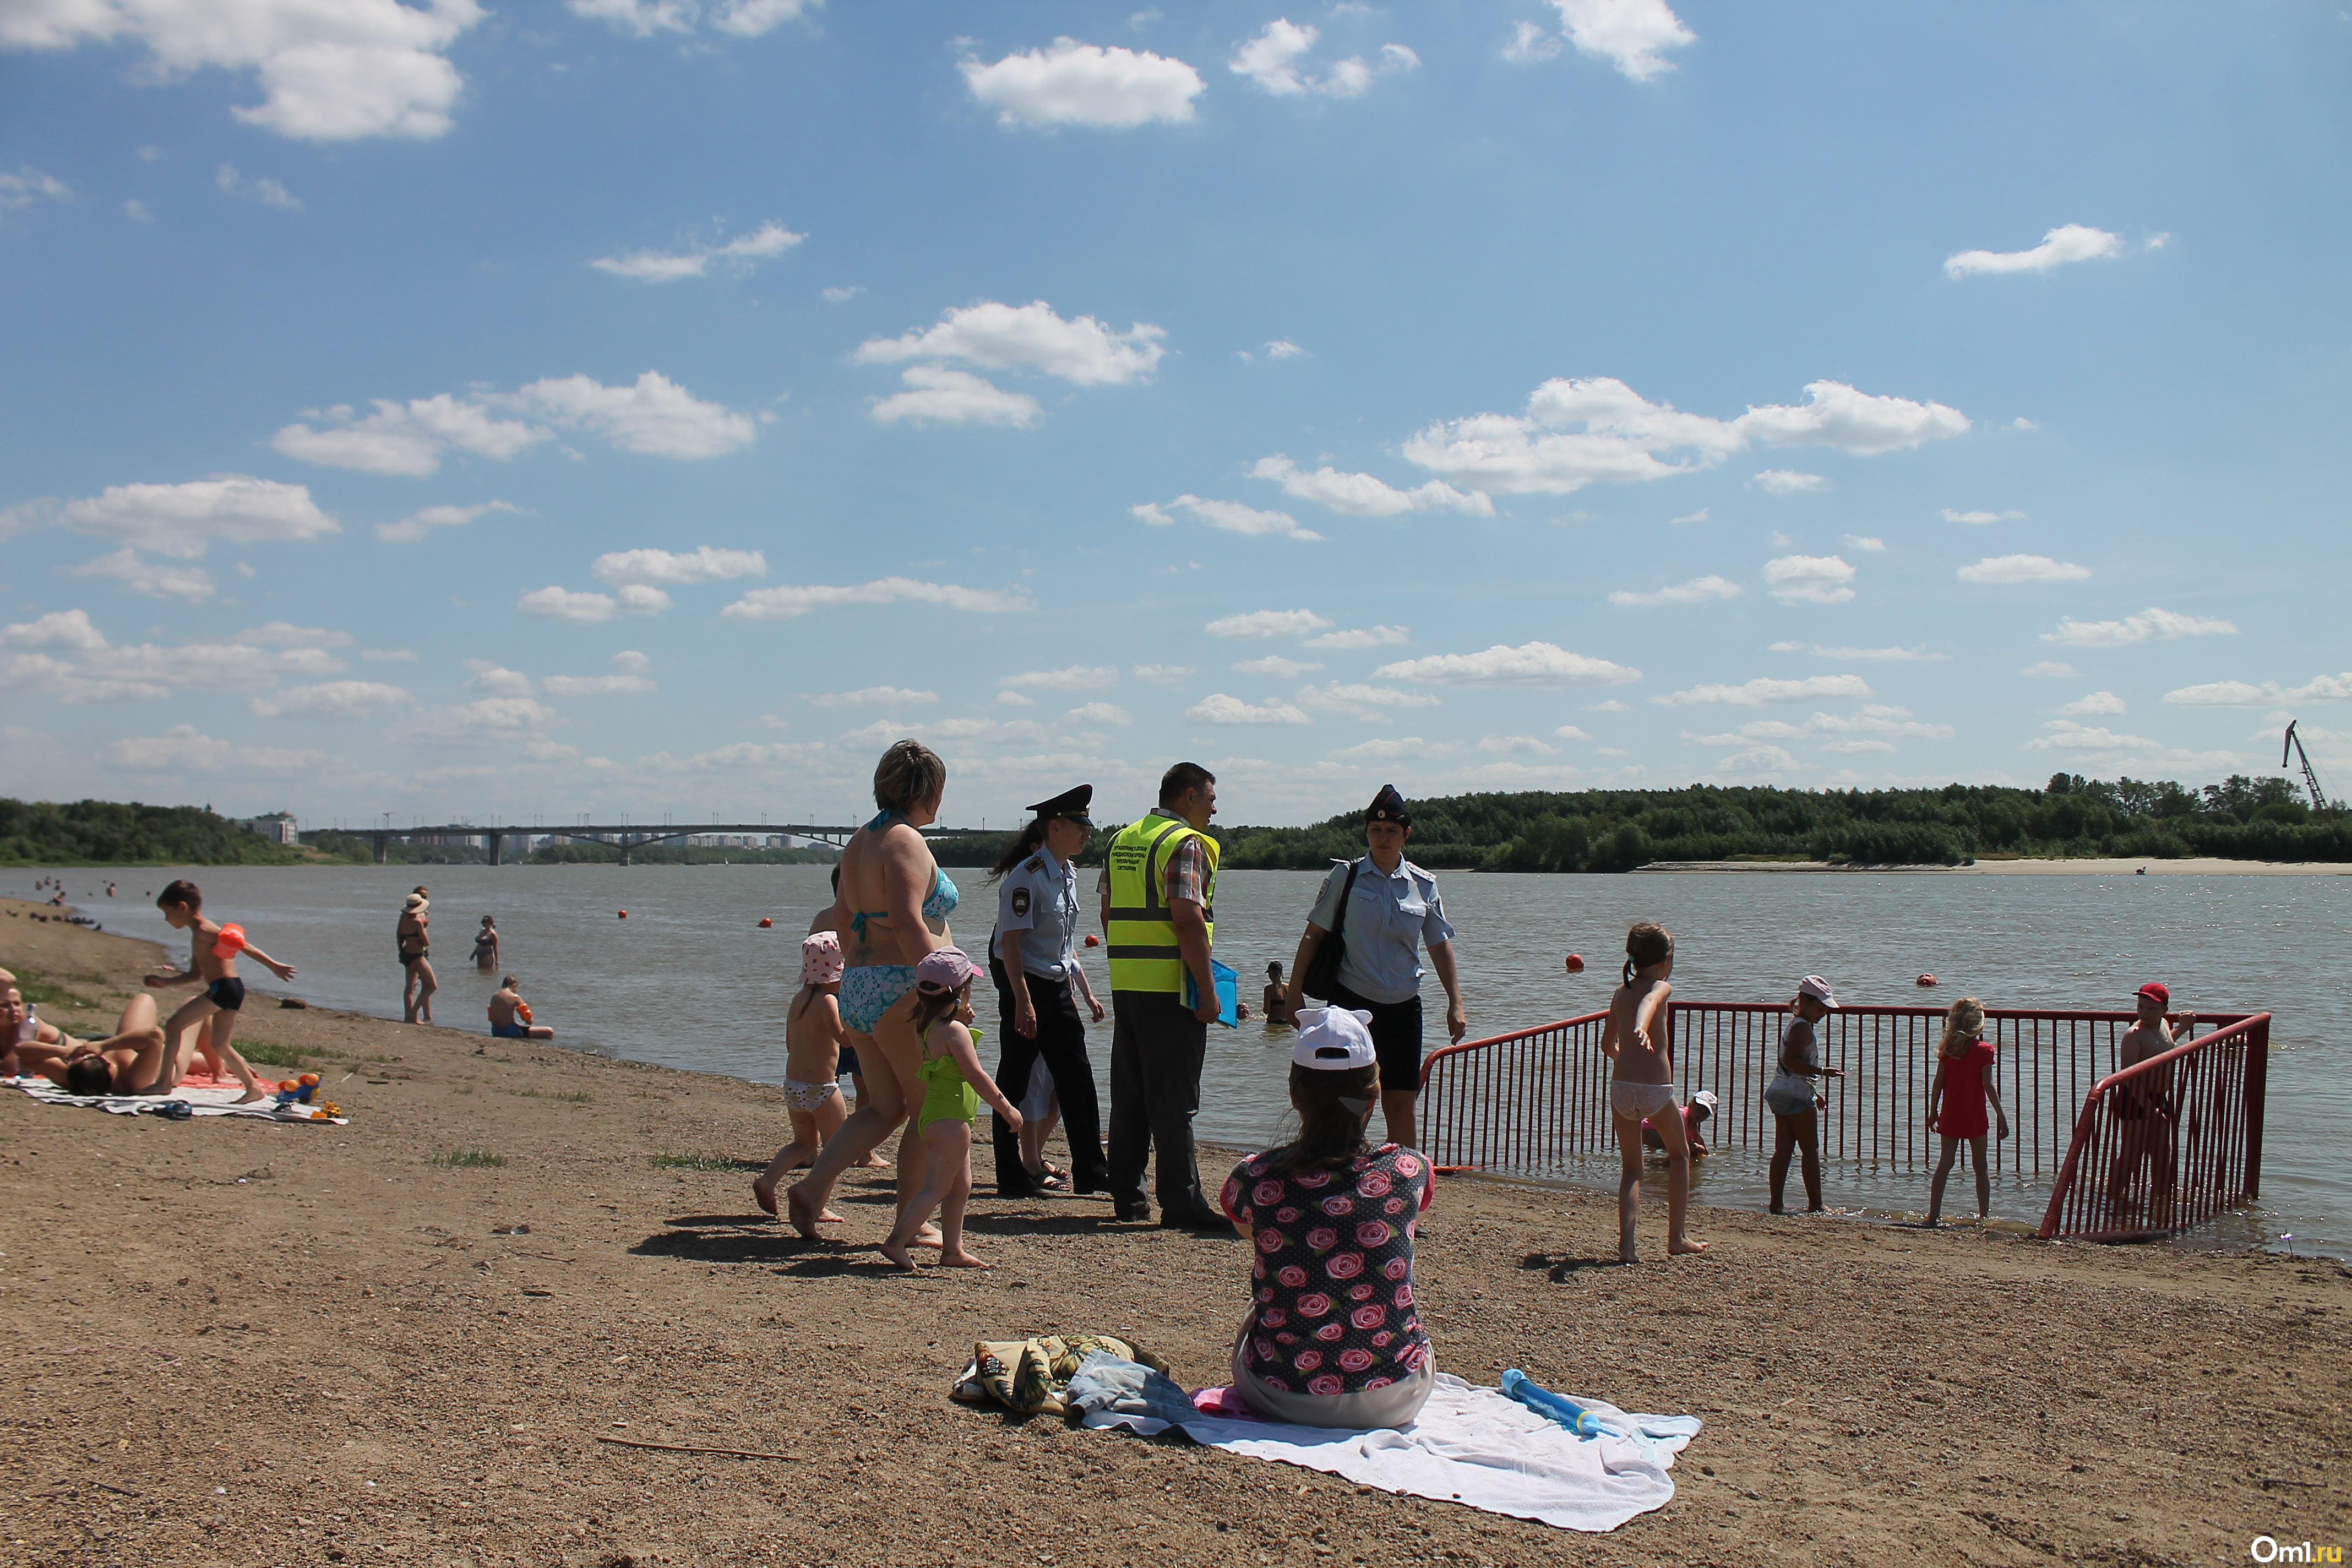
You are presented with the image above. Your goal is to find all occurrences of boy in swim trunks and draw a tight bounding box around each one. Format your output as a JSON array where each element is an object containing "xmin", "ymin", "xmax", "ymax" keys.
[
  {"xmin": 1600, "ymin": 922, "xmax": 1706, "ymax": 1262},
  {"xmin": 144, "ymin": 880, "xmax": 290, "ymax": 1103},
  {"xmin": 487, "ymin": 976, "xmax": 554, "ymax": 1039}
]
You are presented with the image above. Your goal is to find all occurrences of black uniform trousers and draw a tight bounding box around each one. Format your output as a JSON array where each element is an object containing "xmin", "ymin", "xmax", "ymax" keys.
[
  {"xmin": 989, "ymin": 954, "xmax": 1109, "ymax": 1193},
  {"xmin": 1105, "ymin": 988, "xmax": 1211, "ymax": 1221}
]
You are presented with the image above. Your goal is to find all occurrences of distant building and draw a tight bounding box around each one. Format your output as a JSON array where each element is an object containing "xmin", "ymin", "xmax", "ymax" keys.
[{"xmin": 242, "ymin": 811, "xmax": 300, "ymax": 845}]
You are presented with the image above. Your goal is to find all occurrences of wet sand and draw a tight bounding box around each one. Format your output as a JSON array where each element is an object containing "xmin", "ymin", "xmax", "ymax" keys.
[{"xmin": 3, "ymin": 897, "xmax": 2348, "ymax": 1566}]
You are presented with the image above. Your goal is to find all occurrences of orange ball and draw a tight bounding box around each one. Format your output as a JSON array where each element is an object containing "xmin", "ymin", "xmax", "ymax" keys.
[
  {"xmin": 299, "ymin": 1073, "xmax": 320, "ymax": 1086},
  {"xmin": 618, "ymin": 910, "xmax": 628, "ymax": 919},
  {"xmin": 1084, "ymin": 933, "xmax": 1101, "ymax": 948},
  {"xmin": 1564, "ymin": 954, "xmax": 1586, "ymax": 973},
  {"xmin": 1917, "ymin": 974, "xmax": 1938, "ymax": 987},
  {"xmin": 758, "ymin": 917, "xmax": 773, "ymax": 928}
]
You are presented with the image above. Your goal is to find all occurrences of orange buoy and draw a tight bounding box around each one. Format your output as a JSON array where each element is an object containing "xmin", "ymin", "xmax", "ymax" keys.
[
  {"xmin": 1084, "ymin": 933, "xmax": 1100, "ymax": 948},
  {"xmin": 618, "ymin": 910, "xmax": 628, "ymax": 919},
  {"xmin": 1916, "ymin": 973, "xmax": 1937, "ymax": 987},
  {"xmin": 1564, "ymin": 953, "xmax": 1586, "ymax": 973},
  {"xmin": 758, "ymin": 916, "xmax": 773, "ymax": 928}
]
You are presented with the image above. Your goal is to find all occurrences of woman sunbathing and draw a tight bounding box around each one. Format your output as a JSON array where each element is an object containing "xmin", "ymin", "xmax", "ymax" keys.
[{"xmin": 5, "ymin": 988, "xmax": 170, "ymax": 1094}]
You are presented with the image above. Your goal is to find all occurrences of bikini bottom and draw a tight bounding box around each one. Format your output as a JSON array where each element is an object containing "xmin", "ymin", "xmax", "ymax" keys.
[
  {"xmin": 1609, "ymin": 1080, "xmax": 1679, "ymax": 1120},
  {"xmin": 839, "ymin": 963, "xmax": 917, "ymax": 1034},
  {"xmin": 782, "ymin": 1078, "xmax": 841, "ymax": 1112}
]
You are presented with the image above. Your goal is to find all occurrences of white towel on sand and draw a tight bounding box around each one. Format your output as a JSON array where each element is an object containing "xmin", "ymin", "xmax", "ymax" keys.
[
  {"xmin": 1083, "ymin": 1372, "xmax": 1697, "ymax": 1532},
  {"xmin": 4, "ymin": 1076, "xmax": 347, "ymax": 1123}
]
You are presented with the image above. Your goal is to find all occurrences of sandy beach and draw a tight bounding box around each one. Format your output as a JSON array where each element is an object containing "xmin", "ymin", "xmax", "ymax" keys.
[
  {"xmin": 3, "ymin": 896, "xmax": 2348, "ymax": 1567},
  {"xmin": 1638, "ymin": 857, "xmax": 2349, "ymax": 876}
]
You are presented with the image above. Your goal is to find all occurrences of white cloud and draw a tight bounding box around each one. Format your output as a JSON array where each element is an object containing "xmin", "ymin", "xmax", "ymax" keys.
[
  {"xmin": 811, "ymin": 685, "xmax": 937, "ymax": 707},
  {"xmin": 0, "ymin": 165, "xmax": 70, "ymax": 216},
  {"xmin": 592, "ymin": 546, "xmax": 766, "ymax": 585},
  {"xmin": 1657, "ymin": 674, "xmax": 1874, "ymax": 707},
  {"xmin": 2059, "ymin": 691, "xmax": 2127, "ymax": 716},
  {"xmin": 1545, "ymin": 0, "xmax": 1694, "ymax": 81},
  {"xmin": 2163, "ymin": 673, "xmax": 2352, "ymax": 708},
  {"xmin": 1770, "ymin": 641, "xmax": 1946, "ymax": 662},
  {"xmin": 1134, "ymin": 495, "xmax": 1322, "ymax": 541},
  {"xmin": 362, "ymin": 646, "xmax": 418, "ymax": 663},
  {"xmin": 1229, "ymin": 18, "xmax": 1418, "ymax": 98},
  {"xmin": 1401, "ymin": 376, "xmax": 1967, "ymax": 496},
  {"xmin": 215, "ymin": 162, "xmax": 299, "ymax": 208},
  {"xmin": 2023, "ymin": 719, "xmax": 2160, "ymax": 753},
  {"xmin": 1375, "ymin": 641, "xmax": 1640, "ymax": 688},
  {"xmin": 1686, "ymin": 705, "xmax": 1949, "ymax": 743},
  {"xmin": 1942, "ymin": 508, "xmax": 2025, "ymax": 524},
  {"xmin": 1945, "ymin": 224, "xmax": 2124, "ymax": 280},
  {"xmin": 541, "ymin": 674, "xmax": 654, "ymax": 697},
  {"xmin": 612, "ymin": 650, "xmax": 651, "ymax": 673},
  {"xmin": 1668, "ymin": 507, "xmax": 1708, "ymax": 525},
  {"xmin": 1585, "ymin": 699, "xmax": 1631, "ymax": 712},
  {"xmin": 1764, "ymin": 554, "xmax": 1856, "ymax": 605},
  {"xmin": 1130, "ymin": 663, "xmax": 1192, "ymax": 683},
  {"xmin": 2, "ymin": 0, "xmax": 486, "ymax": 140},
  {"xmin": 15, "ymin": 476, "xmax": 339, "ymax": 558},
  {"xmin": 1296, "ymin": 682, "xmax": 1441, "ymax": 721},
  {"xmin": 870, "ymin": 366, "xmax": 1042, "ymax": 428},
  {"xmin": 1, "ymin": 613, "xmax": 353, "ymax": 705},
  {"xmin": 1232, "ymin": 655, "xmax": 1322, "ymax": 678},
  {"xmin": 1064, "ymin": 701, "xmax": 1131, "ymax": 726},
  {"xmin": 509, "ymin": 372, "xmax": 756, "ymax": 459},
  {"xmin": 1843, "ymin": 535, "xmax": 1886, "ymax": 552},
  {"xmin": 1959, "ymin": 554, "xmax": 2090, "ymax": 584},
  {"xmin": 105, "ymin": 723, "xmax": 323, "ymax": 772},
  {"xmin": 518, "ymin": 586, "xmax": 645, "ymax": 624},
  {"xmin": 722, "ymin": 578, "xmax": 1035, "ymax": 620},
  {"xmin": 238, "ymin": 622, "xmax": 351, "ymax": 649},
  {"xmin": 2022, "ymin": 661, "xmax": 2078, "ymax": 678},
  {"xmin": 66, "ymin": 548, "xmax": 216, "ymax": 602},
  {"xmin": 1000, "ymin": 664, "xmax": 1119, "ymax": 690},
  {"xmin": 275, "ymin": 394, "xmax": 550, "ymax": 475},
  {"xmin": 374, "ymin": 500, "xmax": 520, "ymax": 543},
  {"xmin": 589, "ymin": 221, "xmax": 803, "ymax": 282},
  {"xmin": 857, "ymin": 300, "xmax": 1166, "ymax": 386},
  {"xmin": 1820, "ymin": 739, "xmax": 1897, "ymax": 755},
  {"xmin": 1754, "ymin": 469, "xmax": 1828, "ymax": 494},
  {"xmin": 1609, "ymin": 573, "xmax": 1740, "ymax": 608},
  {"xmin": 1552, "ymin": 724, "xmax": 1591, "ymax": 740},
  {"xmin": 1334, "ymin": 735, "xmax": 1456, "ymax": 759},
  {"xmin": 248, "ymin": 680, "xmax": 413, "ymax": 718},
  {"xmin": 577, "ymin": 0, "xmax": 820, "ymax": 38},
  {"xmin": 0, "ymin": 609, "xmax": 109, "ymax": 652},
  {"xmin": 122, "ymin": 198, "xmax": 154, "ymax": 222},
  {"xmin": 464, "ymin": 662, "xmax": 534, "ymax": 697},
  {"xmin": 961, "ymin": 37, "xmax": 1205, "ymax": 128},
  {"xmin": 821, "ymin": 285, "xmax": 863, "ymax": 303},
  {"xmin": 1479, "ymin": 734, "xmax": 1559, "ymax": 756},
  {"xmin": 1186, "ymin": 692, "xmax": 1313, "ymax": 725},
  {"xmin": 404, "ymin": 695, "xmax": 561, "ymax": 743},
  {"xmin": 1249, "ymin": 455, "xmax": 1490, "ymax": 517},
  {"xmin": 1304, "ymin": 624, "xmax": 1410, "ymax": 649},
  {"xmin": 1261, "ymin": 339, "xmax": 1306, "ymax": 360},
  {"xmin": 2041, "ymin": 607, "xmax": 2238, "ymax": 648},
  {"xmin": 1501, "ymin": 20, "xmax": 1561, "ymax": 63},
  {"xmin": 996, "ymin": 689, "xmax": 1038, "ymax": 707},
  {"xmin": 1206, "ymin": 608, "xmax": 1332, "ymax": 639}
]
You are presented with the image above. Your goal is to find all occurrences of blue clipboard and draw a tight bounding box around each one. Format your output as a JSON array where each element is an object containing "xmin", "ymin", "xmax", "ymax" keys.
[{"xmin": 1184, "ymin": 959, "xmax": 1240, "ymax": 1028}]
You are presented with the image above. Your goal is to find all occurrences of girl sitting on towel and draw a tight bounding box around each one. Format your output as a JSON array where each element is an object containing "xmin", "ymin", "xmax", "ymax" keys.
[
  {"xmin": 881, "ymin": 948, "xmax": 1022, "ymax": 1271},
  {"xmin": 1218, "ymin": 1006, "xmax": 1437, "ymax": 1429}
]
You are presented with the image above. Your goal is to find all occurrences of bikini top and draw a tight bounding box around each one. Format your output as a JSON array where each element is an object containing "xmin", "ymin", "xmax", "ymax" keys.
[{"xmin": 847, "ymin": 810, "xmax": 960, "ymax": 939}]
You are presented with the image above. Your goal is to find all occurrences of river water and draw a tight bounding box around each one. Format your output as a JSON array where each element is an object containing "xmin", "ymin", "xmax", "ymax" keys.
[{"xmin": 20, "ymin": 862, "xmax": 2348, "ymax": 1259}]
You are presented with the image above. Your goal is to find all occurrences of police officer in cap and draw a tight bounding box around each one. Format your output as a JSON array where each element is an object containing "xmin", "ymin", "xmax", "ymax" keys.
[
  {"xmin": 986, "ymin": 785, "xmax": 1110, "ymax": 1199},
  {"xmin": 1283, "ymin": 783, "xmax": 1467, "ymax": 1152}
]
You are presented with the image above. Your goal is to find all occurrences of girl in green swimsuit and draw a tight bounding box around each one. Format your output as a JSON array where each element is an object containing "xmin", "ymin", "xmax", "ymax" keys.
[{"xmin": 881, "ymin": 948, "xmax": 1023, "ymax": 1272}]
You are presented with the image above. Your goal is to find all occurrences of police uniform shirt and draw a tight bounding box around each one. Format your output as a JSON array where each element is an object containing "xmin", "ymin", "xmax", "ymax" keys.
[
  {"xmin": 1309, "ymin": 856, "xmax": 1456, "ymax": 1005},
  {"xmin": 996, "ymin": 843, "xmax": 1081, "ymax": 980}
]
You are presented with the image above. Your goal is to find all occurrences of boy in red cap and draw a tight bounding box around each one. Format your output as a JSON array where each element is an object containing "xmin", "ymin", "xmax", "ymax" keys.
[{"xmin": 2105, "ymin": 982, "xmax": 2178, "ymax": 1223}]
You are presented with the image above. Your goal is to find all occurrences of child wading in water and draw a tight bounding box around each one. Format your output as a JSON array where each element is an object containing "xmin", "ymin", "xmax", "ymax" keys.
[
  {"xmin": 144, "ymin": 879, "xmax": 295, "ymax": 1102},
  {"xmin": 753, "ymin": 933, "xmax": 853, "ymax": 1221},
  {"xmin": 881, "ymin": 947, "xmax": 1021, "ymax": 1270},
  {"xmin": 1600, "ymin": 922, "xmax": 1706, "ymax": 1262},
  {"xmin": 1924, "ymin": 997, "xmax": 2007, "ymax": 1225}
]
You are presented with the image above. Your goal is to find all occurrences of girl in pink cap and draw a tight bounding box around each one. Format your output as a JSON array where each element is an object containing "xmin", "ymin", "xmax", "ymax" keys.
[
  {"xmin": 755, "ymin": 933, "xmax": 853, "ymax": 1219},
  {"xmin": 882, "ymin": 947, "xmax": 1024, "ymax": 1270}
]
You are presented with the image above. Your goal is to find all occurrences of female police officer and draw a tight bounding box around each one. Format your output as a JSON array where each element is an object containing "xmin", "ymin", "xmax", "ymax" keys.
[{"xmin": 987, "ymin": 785, "xmax": 1110, "ymax": 1199}]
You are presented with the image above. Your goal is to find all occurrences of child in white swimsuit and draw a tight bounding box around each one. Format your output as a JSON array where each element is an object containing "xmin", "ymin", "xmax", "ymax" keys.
[
  {"xmin": 1599, "ymin": 922, "xmax": 1706, "ymax": 1263},
  {"xmin": 753, "ymin": 933, "xmax": 852, "ymax": 1221}
]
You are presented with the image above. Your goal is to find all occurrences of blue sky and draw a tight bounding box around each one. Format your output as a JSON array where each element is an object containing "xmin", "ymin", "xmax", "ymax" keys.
[{"xmin": 3, "ymin": 0, "xmax": 2346, "ymax": 830}]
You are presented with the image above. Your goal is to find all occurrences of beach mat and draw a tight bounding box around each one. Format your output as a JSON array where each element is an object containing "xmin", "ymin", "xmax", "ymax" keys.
[
  {"xmin": 6, "ymin": 1075, "xmax": 349, "ymax": 1124},
  {"xmin": 1080, "ymin": 1371, "xmax": 1697, "ymax": 1532}
]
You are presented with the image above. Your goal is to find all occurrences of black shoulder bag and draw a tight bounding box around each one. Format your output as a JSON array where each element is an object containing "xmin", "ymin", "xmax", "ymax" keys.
[{"xmin": 1299, "ymin": 858, "xmax": 1362, "ymax": 1002}]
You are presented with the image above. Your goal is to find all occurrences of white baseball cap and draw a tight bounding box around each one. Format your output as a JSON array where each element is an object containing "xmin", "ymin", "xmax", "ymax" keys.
[
  {"xmin": 1292, "ymin": 1006, "xmax": 1376, "ymax": 1071},
  {"xmin": 1797, "ymin": 974, "xmax": 1839, "ymax": 1008}
]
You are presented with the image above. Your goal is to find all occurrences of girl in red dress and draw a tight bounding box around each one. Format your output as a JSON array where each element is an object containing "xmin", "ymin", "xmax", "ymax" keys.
[{"xmin": 1925, "ymin": 997, "xmax": 2007, "ymax": 1225}]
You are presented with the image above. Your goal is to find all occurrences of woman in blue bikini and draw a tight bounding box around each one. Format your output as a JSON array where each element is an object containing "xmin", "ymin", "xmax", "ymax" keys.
[{"xmin": 787, "ymin": 740, "xmax": 959, "ymax": 1240}]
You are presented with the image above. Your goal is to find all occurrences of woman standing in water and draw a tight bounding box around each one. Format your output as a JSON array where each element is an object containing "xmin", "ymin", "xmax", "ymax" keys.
[
  {"xmin": 398, "ymin": 888, "xmax": 435, "ymax": 1024},
  {"xmin": 472, "ymin": 915, "xmax": 500, "ymax": 972},
  {"xmin": 786, "ymin": 741, "xmax": 958, "ymax": 1240}
]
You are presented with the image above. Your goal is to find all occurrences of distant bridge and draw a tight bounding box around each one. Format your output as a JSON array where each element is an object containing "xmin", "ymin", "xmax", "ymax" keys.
[{"xmin": 338, "ymin": 821, "xmax": 992, "ymax": 866}]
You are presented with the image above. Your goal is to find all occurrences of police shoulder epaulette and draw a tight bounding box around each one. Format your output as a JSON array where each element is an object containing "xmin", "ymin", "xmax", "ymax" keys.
[{"xmin": 1024, "ymin": 855, "xmax": 1046, "ymax": 872}]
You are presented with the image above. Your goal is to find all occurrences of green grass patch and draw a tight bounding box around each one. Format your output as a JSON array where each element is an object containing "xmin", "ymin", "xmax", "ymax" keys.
[
  {"xmin": 429, "ymin": 1148, "xmax": 507, "ymax": 1168},
  {"xmin": 7, "ymin": 963, "xmax": 104, "ymax": 1011},
  {"xmin": 647, "ymin": 1152, "xmax": 754, "ymax": 1172},
  {"xmin": 237, "ymin": 1038, "xmax": 347, "ymax": 1070},
  {"xmin": 510, "ymin": 1087, "xmax": 593, "ymax": 1102}
]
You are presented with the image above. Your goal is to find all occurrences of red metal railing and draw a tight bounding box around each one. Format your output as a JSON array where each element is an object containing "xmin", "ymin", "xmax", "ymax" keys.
[
  {"xmin": 1419, "ymin": 1001, "xmax": 2258, "ymax": 1200},
  {"xmin": 2036, "ymin": 1013, "xmax": 2269, "ymax": 1241}
]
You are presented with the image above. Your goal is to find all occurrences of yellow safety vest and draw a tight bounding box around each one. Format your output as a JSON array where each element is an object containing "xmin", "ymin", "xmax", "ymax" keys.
[{"xmin": 1104, "ymin": 811, "xmax": 1219, "ymax": 994}]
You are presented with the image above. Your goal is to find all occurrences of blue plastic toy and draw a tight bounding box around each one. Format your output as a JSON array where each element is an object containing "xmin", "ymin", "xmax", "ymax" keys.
[{"xmin": 1501, "ymin": 1369, "xmax": 1616, "ymax": 1438}]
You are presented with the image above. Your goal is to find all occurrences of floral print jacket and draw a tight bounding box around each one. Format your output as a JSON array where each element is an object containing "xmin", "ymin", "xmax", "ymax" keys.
[{"xmin": 1219, "ymin": 1144, "xmax": 1434, "ymax": 1396}]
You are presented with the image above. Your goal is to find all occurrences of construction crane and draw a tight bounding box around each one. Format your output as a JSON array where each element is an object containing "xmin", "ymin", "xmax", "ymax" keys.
[{"xmin": 2283, "ymin": 720, "xmax": 2336, "ymax": 816}]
